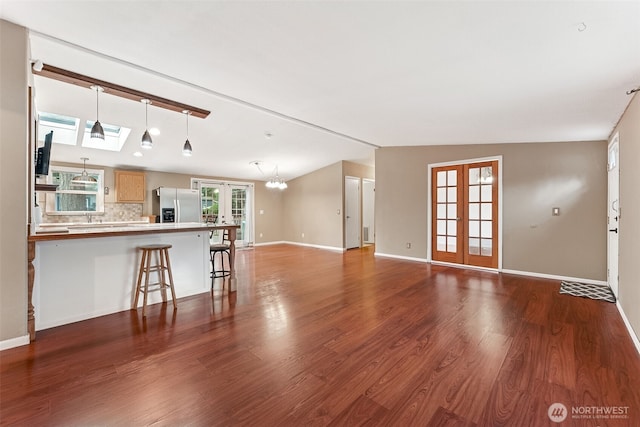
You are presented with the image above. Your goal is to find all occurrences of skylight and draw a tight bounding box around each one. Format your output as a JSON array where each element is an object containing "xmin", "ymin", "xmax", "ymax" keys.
[
  {"xmin": 81, "ymin": 120, "xmax": 131, "ymax": 151},
  {"xmin": 38, "ymin": 112, "xmax": 80, "ymax": 146},
  {"xmin": 37, "ymin": 112, "xmax": 132, "ymax": 152}
]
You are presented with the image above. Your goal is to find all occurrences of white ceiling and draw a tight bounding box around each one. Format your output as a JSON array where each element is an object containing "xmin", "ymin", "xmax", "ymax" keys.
[{"xmin": 1, "ymin": 1, "xmax": 639, "ymax": 182}]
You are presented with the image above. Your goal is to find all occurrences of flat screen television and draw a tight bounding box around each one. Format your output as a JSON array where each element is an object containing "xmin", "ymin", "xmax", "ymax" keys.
[{"xmin": 35, "ymin": 131, "xmax": 53, "ymax": 177}]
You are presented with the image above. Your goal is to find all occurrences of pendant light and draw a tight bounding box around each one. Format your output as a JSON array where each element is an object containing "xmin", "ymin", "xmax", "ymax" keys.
[
  {"xmin": 182, "ymin": 110, "xmax": 192, "ymax": 156},
  {"xmin": 71, "ymin": 158, "xmax": 98, "ymax": 186},
  {"xmin": 266, "ymin": 165, "xmax": 287, "ymax": 190},
  {"xmin": 140, "ymin": 99, "xmax": 153, "ymax": 149},
  {"xmin": 90, "ymin": 86, "xmax": 105, "ymax": 141}
]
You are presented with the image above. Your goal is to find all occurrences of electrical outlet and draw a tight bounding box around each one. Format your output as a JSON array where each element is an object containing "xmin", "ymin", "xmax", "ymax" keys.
[
  {"xmin": 259, "ymin": 233, "xmax": 263, "ymax": 238},
  {"xmin": 406, "ymin": 242, "xmax": 411, "ymax": 249},
  {"xmin": 301, "ymin": 233, "xmax": 305, "ymax": 238}
]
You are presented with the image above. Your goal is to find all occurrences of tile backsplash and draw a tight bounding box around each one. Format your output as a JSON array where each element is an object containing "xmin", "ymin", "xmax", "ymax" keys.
[{"xmin": 41, "ymin": 202, "xmax": 144, "ymax": 223}]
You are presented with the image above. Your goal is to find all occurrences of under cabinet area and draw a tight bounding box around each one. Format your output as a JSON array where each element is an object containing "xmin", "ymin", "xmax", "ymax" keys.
[{"xmin": 115, "ymin": 170, "xmax": 145, "ymax": 203}]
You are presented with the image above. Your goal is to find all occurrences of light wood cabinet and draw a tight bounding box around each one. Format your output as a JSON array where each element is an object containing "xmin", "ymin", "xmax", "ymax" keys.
[{"xmin": 115, "ymin": 170, "xmax": 146, "ymax": 203}]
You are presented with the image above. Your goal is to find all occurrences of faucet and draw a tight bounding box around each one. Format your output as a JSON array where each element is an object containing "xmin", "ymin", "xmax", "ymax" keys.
[{"xmin": 86, "ymin": 214, "xmax": 93, "ymax": 223}]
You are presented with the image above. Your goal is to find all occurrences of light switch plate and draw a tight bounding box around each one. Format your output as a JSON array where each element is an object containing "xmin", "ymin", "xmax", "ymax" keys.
[{"xmin": 552, "ymin": 207, "xmax": 560, "ymax": 216}]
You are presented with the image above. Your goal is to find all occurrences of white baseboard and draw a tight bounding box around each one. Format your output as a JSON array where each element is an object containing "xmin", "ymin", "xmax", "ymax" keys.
[
  {"xmin": 254, "ymin": 241, "xmax": 287, "ymax": 247},
  {"xmin": 431, "ymin": 260, "xmax": 499, "ymax": 273},
  {"xmin": 284, "ymin": 241, "xmax": 345, "ymax": 252},
  {"xmin": 374, "ymin": 252, "xmax": 428, "ymax": 263},
  {"xmin": 0, "ymin": 334, "xmax": 30, "ymax": 351},
  {"xmin": 501, "ymin": 269, "xmax": 607, "ymax": 286},
  {"xmin": 616, "ymin": 301, "xmax": 640, "ymax": 356}
]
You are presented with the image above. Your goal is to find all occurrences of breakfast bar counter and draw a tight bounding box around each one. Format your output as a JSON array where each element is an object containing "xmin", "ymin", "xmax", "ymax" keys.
[{"xmin": 27, "ymin": 223, "xmax": 240, "ymax": 341}]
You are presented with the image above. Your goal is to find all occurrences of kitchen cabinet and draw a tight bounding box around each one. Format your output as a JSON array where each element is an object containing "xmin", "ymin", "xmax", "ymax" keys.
[{"xmin": 115, "ymin": 170, "xmax": 145, "ymax": 203}]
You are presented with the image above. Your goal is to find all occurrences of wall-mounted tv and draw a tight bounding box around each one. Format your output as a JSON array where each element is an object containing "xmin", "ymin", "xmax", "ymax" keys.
[{"xmin": 35, "ymin": 131, "xmax": 53, "ymax": 177}]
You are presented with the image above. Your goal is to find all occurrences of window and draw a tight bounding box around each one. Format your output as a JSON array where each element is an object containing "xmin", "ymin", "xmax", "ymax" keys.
[{"xmin": 45, "ymin": 166, "xmax": 105, "ymax": 215}]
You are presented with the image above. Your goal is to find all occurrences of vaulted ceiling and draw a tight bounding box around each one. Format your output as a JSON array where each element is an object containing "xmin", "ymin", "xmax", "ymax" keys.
[{"xmin": 2, "ymin": 1, "xmax": 638, "ymax": 182}]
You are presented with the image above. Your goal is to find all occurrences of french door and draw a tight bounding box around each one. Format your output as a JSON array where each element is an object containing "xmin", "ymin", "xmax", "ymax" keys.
[
  {"xmin": 200, "ymin": 182, "xmax": 253, "ymax": 247},
  {"xmin": 431, "ymin": 160, "xmax": 499, "ymax": 268}
]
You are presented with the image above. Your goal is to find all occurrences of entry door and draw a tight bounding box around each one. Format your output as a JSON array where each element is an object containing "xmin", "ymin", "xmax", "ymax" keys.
[
  {"xmin": 432, "ymin": 160, "xmax": 499, "ymax": 268},
  {"xmin": 607, "ymin": 134, "xmax": 619, "ymax": 297},
  {"xmin": 345, "ymin": 176, "xmax": 361, "ymax": 249}
]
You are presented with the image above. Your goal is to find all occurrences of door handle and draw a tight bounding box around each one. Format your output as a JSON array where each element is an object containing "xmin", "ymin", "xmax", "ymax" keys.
[{"xmin": 609, "ymin": 228, "xmax": 618, "ymax": 233}]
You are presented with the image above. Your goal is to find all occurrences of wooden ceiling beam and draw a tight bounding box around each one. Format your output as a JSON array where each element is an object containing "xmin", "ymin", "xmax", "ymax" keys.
[{"xmin": 33, "ymin": 64, "xmax": 211, "ymax": 119}]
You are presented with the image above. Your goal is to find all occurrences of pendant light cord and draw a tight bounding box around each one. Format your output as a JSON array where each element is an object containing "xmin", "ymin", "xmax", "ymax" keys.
[{"xmin": 95, "ymin": 87, "xmax": 99, "ymax": 121}]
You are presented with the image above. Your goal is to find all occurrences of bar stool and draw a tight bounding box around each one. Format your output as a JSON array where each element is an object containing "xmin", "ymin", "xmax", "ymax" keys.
[
  {"xmin": 210, "ymin": 229, "xmax": 231, "ymax": 286},
  {"xmin": 133, "ymin": 244, "xmax": 177, "ymax": 316}
]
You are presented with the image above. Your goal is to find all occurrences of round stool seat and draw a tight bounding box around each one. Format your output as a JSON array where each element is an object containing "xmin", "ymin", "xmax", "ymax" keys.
[{"xmin": 139, "ymin": 244, "xmax": 172, "ymax": 250}]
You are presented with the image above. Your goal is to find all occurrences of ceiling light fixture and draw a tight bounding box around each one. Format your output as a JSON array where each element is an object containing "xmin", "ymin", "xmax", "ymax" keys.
[
  {"xmin": 71, "ymin": 157, "xmax": 98, "ymax": 186},
  {"xmin": 182, "ymin": 110, "xmax": 193, "ymax": 157},
  {"xmin": 90, "ymin": 85, "xmax": 105, "ymax": 141},
  {"xmin": 266, "ymin": 165, "xmax": 287, "ymax": 190},
  {"xmin": 140, "ymin": 99, "xmax": 153, "ymax": 149}
]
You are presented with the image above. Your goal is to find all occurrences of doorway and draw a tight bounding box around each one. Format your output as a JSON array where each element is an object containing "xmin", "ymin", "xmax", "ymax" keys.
[
  {"xmin": 198, "ymin": 180, "xmax": 254, "ymax": 247},
  {"xmin": 430, "ymin": 159, "xmax": 500, "ymax": 269},
  {"xmin": 345, "ymin": 176, "xmax": 361, "ymax": 249},
  {"xmin": 607, "ymin": 133, "xmax": 619, "ymax": 297}
]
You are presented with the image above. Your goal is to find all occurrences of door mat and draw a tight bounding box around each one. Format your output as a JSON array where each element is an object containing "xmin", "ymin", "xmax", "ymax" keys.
[{"xmin": 559, "ymin": 281, "xmax": 616, "ymax": 303}]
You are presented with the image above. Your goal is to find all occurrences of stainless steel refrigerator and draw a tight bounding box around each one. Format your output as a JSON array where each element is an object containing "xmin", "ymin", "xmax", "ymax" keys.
[{"xmin": 154, "ymin": 187, "xmax": 201, "ymax": 223}]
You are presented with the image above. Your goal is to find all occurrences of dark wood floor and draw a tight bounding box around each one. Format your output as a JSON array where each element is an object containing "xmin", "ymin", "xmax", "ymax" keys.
[{"xmin": 1, "ymin": 245, "xmax": 639, "ymax": 426}]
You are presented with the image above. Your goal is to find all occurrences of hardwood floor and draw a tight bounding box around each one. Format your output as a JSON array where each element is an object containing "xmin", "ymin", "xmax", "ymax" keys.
[{"xmin": 1, "ymin": 245, "xmax": 639, "ymax": 426}]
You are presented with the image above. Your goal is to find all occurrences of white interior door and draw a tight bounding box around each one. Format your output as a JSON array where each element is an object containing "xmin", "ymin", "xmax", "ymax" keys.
[
  {"xmin": 607, "ymin": 133, "xmax": 620, "ymax": 297},
  {"xmin": 345, "ymin": 176, "xmax": 361, "ymax": 249}
]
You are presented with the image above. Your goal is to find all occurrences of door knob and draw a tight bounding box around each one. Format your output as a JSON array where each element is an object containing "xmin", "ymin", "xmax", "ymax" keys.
[{"xmin": 609, "ymin": 228, "xmax": 618, "ymax": 233}]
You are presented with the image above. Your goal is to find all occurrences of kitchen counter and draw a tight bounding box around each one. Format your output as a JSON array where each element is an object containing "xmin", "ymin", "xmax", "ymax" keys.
[
  {"xmin": 31, "ymin": 221, "xmax": 229, "ymax": 240},
  {"xmin": 27, "ymin": 223, "xmax": 240, "ymax": 341}
]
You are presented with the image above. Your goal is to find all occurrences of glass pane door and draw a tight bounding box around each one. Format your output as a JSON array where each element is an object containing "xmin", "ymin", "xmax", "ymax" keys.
[
  {"xmin": 464, "ymin": 161, "xmax": 498, "ymax": 268},
  {"xmin": 199, "ymin": 182, "xmax": 253, "ymax": 247},
  {"xmin": 431, "ymin": 165, "xmax": 464, "ymax": 264},
  {"xmin": 431, "ymin": 160, "xmax": 499, "ymax": 269},
  {"xmin": 201, "ymin": 183, "xmax": 222, "ymax": 224},
  {"xmin": 229, "ymin": 185, "xmax": 252, "ymax": 245}
]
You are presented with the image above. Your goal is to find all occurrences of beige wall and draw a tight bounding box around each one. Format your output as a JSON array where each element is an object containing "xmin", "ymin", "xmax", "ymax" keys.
[
  {"xmin": 0, "ymin": 20, "xmax": 29, "ymax": 341},
  {"xmin": 343, "ymin": 160, "xmax": 375, "ymax": 180},
  {"xmin": 613, "ymin": 93, "xmax": 640, "ymax": 340},
  {"xmin": 283, "ymin": 162, "xmax": 343, "ymax": 248},
  {"xmin": 255, "ymin": 183, "xmax": 284, "ymax": 244},
  {"xmin": 375, "ymin": 141, "xmax": 607, "ymax": 280}
]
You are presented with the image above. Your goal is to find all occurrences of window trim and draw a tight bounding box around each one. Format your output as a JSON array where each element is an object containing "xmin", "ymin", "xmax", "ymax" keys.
[{"xmin": 45, "ymin": 165, "xmax": 105, "ymax": 215}]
